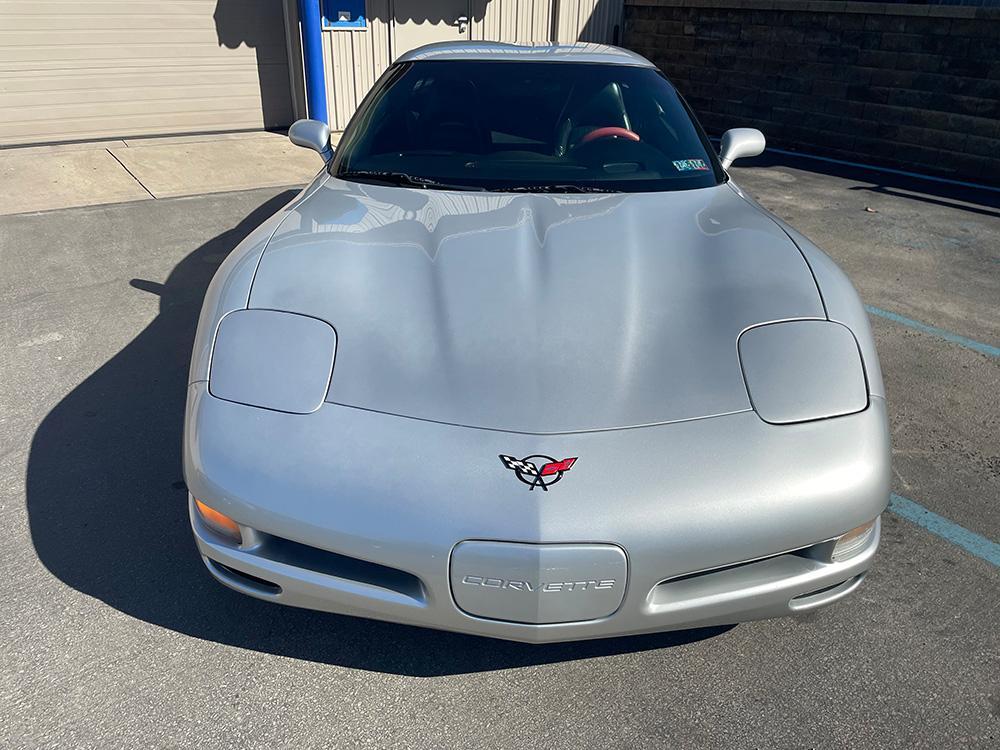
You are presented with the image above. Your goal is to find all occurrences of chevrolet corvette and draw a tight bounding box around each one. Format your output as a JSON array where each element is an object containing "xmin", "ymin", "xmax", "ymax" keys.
[{"xmin": 184, "ymin": 42, "xmax": 890, "ymax": 642}]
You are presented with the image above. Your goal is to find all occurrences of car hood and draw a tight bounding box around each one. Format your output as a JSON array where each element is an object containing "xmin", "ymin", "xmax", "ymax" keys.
[{"xmin": 248, "ymin": 178, "xmax": 824, "ymax": 433}]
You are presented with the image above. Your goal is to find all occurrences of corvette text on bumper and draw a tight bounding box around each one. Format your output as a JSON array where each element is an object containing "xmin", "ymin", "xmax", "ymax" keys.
[{"xmin": 460, "ymin": 575, "xmax": 617, "ymax": 592}]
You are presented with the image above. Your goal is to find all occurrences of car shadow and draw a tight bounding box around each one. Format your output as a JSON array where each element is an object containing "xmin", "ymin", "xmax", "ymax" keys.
[{"xmin": 24, "ymin": 190, "xmax": 730, "ymax": 677}]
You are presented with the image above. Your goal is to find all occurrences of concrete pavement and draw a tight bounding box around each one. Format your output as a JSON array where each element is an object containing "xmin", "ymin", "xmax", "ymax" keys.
[
  {"xmin": 0, "ymin": 162, "xmax": 997, "ymax": 748},
  {"xmin": 0, "ymin": 148, "xmax": 154, "ymax": 214},
  {"xmin": 0, "ymin": 130, "xmax": 334, "ymax": 215}
]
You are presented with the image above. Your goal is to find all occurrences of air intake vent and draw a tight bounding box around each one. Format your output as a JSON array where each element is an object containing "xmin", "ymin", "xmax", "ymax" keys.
[
  {"xmin": 208, "ymin": 560, "xmax": 282, "ymax": 595},
  {"xmin": 258, "ymin": 533, "xmax": 425, "ymax": 603}
]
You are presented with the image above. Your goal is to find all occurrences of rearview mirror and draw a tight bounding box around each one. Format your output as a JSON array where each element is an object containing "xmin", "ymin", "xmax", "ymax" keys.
[
  {"xmin": 289, "ymin": 119, "xmax": 334, "ymax": 163},
  {"xmin": 719, "ymin": 128, "xmax": 766, "ymax": 170}
]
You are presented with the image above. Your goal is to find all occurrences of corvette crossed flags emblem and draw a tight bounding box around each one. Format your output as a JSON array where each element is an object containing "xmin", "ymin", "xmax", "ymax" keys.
[{"xmin": 499, "ymin": 454, "xmax": 577, "ymax": 491}]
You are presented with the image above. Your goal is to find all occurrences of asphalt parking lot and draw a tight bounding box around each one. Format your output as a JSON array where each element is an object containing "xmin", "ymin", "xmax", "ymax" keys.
[{"xmin": 1, "ymin": 157, "xmax": 997, "ymax": 748}]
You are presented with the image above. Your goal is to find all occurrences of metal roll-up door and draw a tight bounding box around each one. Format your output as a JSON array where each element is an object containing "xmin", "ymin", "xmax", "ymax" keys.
[{"xmin": 0, "ymin": 0, "xmax": 295, "ymax": 146}]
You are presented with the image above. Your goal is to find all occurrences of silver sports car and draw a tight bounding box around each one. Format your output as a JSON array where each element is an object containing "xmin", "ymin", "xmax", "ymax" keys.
[{"xmin": 185, "ymin": 42, "xmax": 890, "ymax": 643}]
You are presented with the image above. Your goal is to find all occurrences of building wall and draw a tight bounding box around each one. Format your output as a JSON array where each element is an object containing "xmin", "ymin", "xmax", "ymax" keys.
[
  {"xmin": 324, "ymin": 0, "xmax": 393, "ymax": 130},
  {"xmin": 477, "ymin": 0, "xmax": 555, "ymax": 43},
  {"xmin": 623, "ymin": 0, "xmax": 1000, "ymax": 185},
  {"xmin": 555, "ymin": 0, "xmax": 625, "ymax": 44},
  {"xmin": 0, "ymin": 0, "xmax": 295, "ymax": 146},
  {"xmin": 321, "ymin": 0, "xmax": 625, "ymax": 130}
]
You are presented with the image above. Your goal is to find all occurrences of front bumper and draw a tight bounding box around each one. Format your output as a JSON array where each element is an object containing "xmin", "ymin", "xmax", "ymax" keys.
[
  {"xmin": 193, "ymin": 502, "xmax": 879, "ymax": 642},
  {"xmin": 185, "ymin": 383, "xmax": 890, "ymax": 643}
]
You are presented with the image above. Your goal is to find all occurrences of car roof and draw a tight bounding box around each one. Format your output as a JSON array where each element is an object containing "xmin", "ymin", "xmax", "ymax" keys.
[{"xmin": 395, "ymin": 41, "xmax": 655, "ymax": 68}]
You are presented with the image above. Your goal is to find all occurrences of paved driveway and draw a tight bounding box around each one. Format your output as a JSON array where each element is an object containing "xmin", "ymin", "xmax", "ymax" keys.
[{"xmin": 1, "ymin": 160, "xmax": 997, "ymax": 748}]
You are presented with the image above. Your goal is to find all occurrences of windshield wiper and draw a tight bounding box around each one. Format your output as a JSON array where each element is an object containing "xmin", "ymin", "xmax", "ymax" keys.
[
  {"xmin": 338, "ymin": 171, "xmax": 619, "ymax": 194},
  {"xmin": 500, "ymin": 184, "xmax": 622, "ymax": 194},
  {"xmin": 337, "ymin": 169, "xmax": 483, "ymax": 191}
]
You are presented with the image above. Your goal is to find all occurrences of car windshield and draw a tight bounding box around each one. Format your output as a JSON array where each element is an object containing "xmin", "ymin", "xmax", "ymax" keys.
[{"xmin": 332, "ymin": 60, "xmax": 724, "ymax": 193}]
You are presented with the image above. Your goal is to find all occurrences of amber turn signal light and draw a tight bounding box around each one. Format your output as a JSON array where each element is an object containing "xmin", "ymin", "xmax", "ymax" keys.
[
  {"xmin": 832, "ymin": 518, "xmax": 877, "ymax": 562},
  {"xmin": 195, "ymin": 499, "xmax": 242, "ymax": 544}
]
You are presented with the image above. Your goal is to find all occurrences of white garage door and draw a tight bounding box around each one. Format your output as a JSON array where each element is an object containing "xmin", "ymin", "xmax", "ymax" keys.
[{"xmin": 0, "ymin": 0, "xmax": 295, "ymax": 146}]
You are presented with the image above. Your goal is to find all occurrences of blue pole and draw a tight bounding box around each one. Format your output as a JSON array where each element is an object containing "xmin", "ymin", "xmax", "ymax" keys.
[{"xmin": 298, "ymin": 0, "xmax": 328, "ymax": 123}]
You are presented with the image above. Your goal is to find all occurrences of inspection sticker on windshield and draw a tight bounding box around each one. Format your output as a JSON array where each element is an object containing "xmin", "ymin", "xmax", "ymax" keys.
[{"xmin": 672, "ymin": 159, "xmax": 710, "ymax": 172}]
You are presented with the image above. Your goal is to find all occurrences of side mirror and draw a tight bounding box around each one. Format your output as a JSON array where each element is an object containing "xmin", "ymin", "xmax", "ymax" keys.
[
  {"xmin": 289, "ymin": 119, "xmax": 334, "ymax": 163},
  {"xmin": 719, "ymin": 128, "xmax": 765, "ymax": 170}
]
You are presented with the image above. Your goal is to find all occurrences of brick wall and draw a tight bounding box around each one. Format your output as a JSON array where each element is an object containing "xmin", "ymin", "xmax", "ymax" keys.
[{"xmin": 623, "ymin": 0, "xmax": 1000, "ymax": 185}]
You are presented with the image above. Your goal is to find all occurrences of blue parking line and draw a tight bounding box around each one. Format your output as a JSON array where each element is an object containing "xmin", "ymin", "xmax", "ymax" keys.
[
  {"xmin": 865, "ymin": 305, "xmax": 1000, "ymax": 359},
  {"xmin": 889, "ymin": 493, "xmax": 1000, "ymax": 568}
]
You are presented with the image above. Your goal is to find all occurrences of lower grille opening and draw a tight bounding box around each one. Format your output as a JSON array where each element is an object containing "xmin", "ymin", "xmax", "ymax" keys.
[
  {"xmin": 258, "ymin": 534, "xmax": 425, "ymax": 603},
  {"xmin": 790, "ymin": 574, "xmax": 863, "ymax": 609},
  {"xmin": 209, "ymin": 560, "xmax": 282, "ymax": 595},
  {"xmin": 649, "ymin": 549, "xmax": 819, "ymax": 609},
  {"xmin": 793, "ymin": 579, "xmax": 849, "ymax": 601}
]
